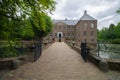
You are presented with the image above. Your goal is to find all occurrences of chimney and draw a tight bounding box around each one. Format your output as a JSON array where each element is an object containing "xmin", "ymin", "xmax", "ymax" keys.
[
  {"xmin": 84, "ymin": 10, "xmax": 87, "ymax": 14},
  {"xmin": 65, "ymin": 18, "xmax": 67, "ymax": 21}
]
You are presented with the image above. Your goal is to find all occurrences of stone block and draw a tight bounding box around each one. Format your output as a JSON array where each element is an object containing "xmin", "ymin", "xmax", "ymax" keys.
[
  {"xmin": 10, "ymin": 59, "xmax": 20, "ymax": 70},
  {"xmin": 99, "ymin": 59, "xmax": 109, "ymax": 72}
]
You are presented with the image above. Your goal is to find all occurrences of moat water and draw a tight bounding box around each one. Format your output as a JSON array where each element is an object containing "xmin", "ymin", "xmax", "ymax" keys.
[{"xmin": 95, "ymin": 44, "xmax": 120, "ymax": 59}]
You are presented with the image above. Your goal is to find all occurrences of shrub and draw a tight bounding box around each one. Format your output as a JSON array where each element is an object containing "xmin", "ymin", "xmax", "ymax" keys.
[
  {"xmin": 110, "ymin": 39, "xmax": 120, "ymax": 44},
  {"xmin": 0, "ymin": 47, "xmax": 17, "ymax": 58}
]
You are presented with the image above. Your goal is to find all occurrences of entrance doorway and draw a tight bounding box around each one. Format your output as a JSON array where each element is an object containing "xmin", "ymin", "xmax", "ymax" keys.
[
  {"xmin": 59, "ymin": 39, "xmax": 61, "ymax": 42},
  {"xmin": 59, "ymin": 33, "xmax": 62, "ymax": 38},
  {"xmin": 57, "ymin": 32, "xmax": 63, "ymax": 42},
  {"xmin": 59, "ymin": 33, "xmax": 61, "ymax": 42}
]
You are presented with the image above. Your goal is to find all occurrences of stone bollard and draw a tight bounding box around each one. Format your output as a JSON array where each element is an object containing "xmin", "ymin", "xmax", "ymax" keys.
[
  {"xmin": 10, "ymin": 59, "xmax": 20, "ymax": 70},
  {"xmin": 99, "ymin": 59, "xmax": 109, "ymax": 72}
]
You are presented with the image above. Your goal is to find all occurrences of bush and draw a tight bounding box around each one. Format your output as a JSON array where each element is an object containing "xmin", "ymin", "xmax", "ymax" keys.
[
  {"xmin": 0, "ymin": 47, "xmax": 17, "ymax": 58},
  {"xmin": 110, "ymin": 39, "xmax": 120, "ymax": 44}
]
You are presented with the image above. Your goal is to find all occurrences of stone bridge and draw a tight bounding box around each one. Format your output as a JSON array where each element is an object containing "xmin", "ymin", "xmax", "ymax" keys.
[{"xmin": 3, "ymin": 42, "xmax": 120, "ymax": 80}]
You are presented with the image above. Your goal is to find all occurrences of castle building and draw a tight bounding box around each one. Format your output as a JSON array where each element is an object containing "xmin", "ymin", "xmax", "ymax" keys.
[{"xmin": 51, "ymin": 11, "xmax": 97, "ymax": 46}]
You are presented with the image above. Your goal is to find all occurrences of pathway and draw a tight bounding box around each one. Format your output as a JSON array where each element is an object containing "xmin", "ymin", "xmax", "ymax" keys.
[{"xmin": 3, "ymin": 42, "xmax": 119, "ymax": 80}]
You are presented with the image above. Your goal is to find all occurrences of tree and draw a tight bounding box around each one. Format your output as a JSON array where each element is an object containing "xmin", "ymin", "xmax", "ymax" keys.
[
  {"xmin": 107, "ymin": 23, "xmax": 117, "ymax": 39},
  {"xmin": 98, "ymin": 27, "xmax": 108, "ymax": 41},
  {"xmin": 98, "ymin": 22, "xmax": 120, "ymax": 44},
  {"xmin": 0, "ymin": 0, "xmax": 56, "ymax": 58},
  {"xmin": 0, "ymin": 0, "xmax": 56, "ymax": 40},
  {"xmin": 21, "ymin": 19, "xmax": 35, "ymax": 40},
  {"xmin": 40, "ymin": 13, "xmax": 53, "ymax": 37},
  {"xmin": 98, "ymin": 8, "xmax": 120, "ymax": 43},
  {"xmin": 117, "ymin": 8, "xmax": 120, "ymax": 14},
  {"xmin": 115, "ymin": 22, "xmax": 120, "ymax": 38}
]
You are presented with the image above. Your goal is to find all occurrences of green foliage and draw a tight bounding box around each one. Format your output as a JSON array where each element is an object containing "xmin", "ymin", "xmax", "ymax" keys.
[
  {"xmin": 110, "ymin": 39, "xmax": 120, "ymax": 44},
  {"xmin": 30, "ymin": 12, "xmax": 46, "ymax": 38},
  {"xmin": 117, "ymin": 8, "xmax": 120, "ymax": 14},
  {"xmin": 0, "ymin": 41, "xmax": 17, "ymax": 58},
  {"xmin": 98, "ymin": 23, "xmax": 120, "ymax": 44},
  {"xmin": 114, "ymin": 22, "xmax": 120, "ymax": 38},
  {"xmin": 21, "ymin": 20, "xmax": 35, "ymax": 40},
  {"xmin": 0, "ymin": 0, "xmax": 56, "ymax": 57},
  {"xmin": 0, "ymin": 46, "xmax": 17, "ymax": 58},
  {"xmin": 41, "ymin": 14, "xmax": 53, "ymax": 37},
  {"xmin": 30, "ymin": 12, "xmax": 53, "ymax": 38},
  {"xmin": 0, "ymin": 0, "xmax": 56, "ymax": 40}
]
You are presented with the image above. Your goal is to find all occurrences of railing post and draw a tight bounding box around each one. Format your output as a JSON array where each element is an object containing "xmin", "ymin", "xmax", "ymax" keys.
[{"xmin": 98, "ymin": 42, "xmax": 100, "ymax": 57}]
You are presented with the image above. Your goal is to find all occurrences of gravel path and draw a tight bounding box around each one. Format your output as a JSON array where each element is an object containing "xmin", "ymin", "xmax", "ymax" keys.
[{"xmin": 4, "ymin": 42, "xmax": 116, "ymax": 80}]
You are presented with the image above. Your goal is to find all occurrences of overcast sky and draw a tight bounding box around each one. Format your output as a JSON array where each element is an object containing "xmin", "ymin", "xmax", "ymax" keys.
[{"xmin": 49, "ymin": 0, "xmax": 120, "ymax": 30}]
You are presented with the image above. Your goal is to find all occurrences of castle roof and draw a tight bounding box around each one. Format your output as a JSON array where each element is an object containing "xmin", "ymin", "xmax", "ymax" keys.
[
  {"xmin": 53, "ymin": 11, "xmax": 96, "ymax": 25},
  {"xmin": 53, "ymin": 19, "xmax": 78, "ymax": 25},
  {"xmin": 80, "ymin": 10, "xmax": 96, "ymax": 20}
]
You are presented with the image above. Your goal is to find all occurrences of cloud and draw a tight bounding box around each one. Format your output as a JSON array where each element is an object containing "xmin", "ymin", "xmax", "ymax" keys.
[
  {"xmin": 50, "ymin": 0, "xmax": 120, "ymax": 29},
  {"xmin": 99, "ymin": 15, "xmax": 114, "ymax": 22}
]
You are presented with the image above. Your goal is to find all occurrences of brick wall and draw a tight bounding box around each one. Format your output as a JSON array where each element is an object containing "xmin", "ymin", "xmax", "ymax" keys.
[{"xmin": 75, "ymin": 20, "xmax": 97, "ymax": 47}]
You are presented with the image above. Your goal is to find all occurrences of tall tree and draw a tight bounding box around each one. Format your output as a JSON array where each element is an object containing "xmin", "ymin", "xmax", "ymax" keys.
[
  {"xmin": 0, "ymin": 0, "xmax": 56, "ymax": 58},
  {"xmin": 0, "ymin": 0, "xmax": 56, "ymax": 40}
]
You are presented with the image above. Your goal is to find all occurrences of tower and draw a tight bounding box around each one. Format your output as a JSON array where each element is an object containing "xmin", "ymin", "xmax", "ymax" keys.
[{"xmin": 75, "ymin": 10, "xmax": 97, "ymax": 46}]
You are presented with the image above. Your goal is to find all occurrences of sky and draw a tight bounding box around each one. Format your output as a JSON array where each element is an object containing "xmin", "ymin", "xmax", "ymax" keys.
[{"xmin": 49, "ymin": 0, "xmax": 120, "ymax": 30}]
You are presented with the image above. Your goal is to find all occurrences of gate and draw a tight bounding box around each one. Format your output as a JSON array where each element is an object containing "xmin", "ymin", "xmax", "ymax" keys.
[{"xmin": 34, "ymin": 41, "xmax": 42, "ymax": 61}]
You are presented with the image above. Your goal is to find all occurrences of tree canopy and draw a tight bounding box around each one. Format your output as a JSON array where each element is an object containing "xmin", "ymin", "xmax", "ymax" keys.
[
  {"xmin": 98, "ymin": 22, "xmax": 120, "ymax": 44},
  {"xmin": 0, "ymin": 0, "xmax": 56, "ymax": 40},
  {"xmin": 117, "ymin": 8, "xmax": 120, "ymax": 14},
  {"xmin": 97, "ymin": 8, "xmax": 120, "ymax": 44},
  {"xmin": 0, "ymin": 0, "xmax": 56, "ymax": 57}
]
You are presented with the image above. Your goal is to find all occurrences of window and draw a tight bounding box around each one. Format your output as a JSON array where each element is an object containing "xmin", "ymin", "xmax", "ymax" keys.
[
  {"xmin": 91, "ymin": 23, "xmax": 94, "ymax": 28},
  {"xmin": 91, "ymin": 31, "xmax": 94, "ymax": 36},
  {"xmin": 91, "ymin": 39, "xmax": 94, "ymax": 42},
  {"xmin": 84, "ymin": 23, "xmax": 87, "ymax": 28},
  {"xmin": 59, "ymin": 26, "xmax": 61, "ymax": 29},
  {"xmin": 84, "ymin": 31, "xmax": 87, "ymax": 36}
]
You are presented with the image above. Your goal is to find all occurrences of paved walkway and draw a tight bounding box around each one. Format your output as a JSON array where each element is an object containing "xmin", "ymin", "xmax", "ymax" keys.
[{"xmin": 3, "ymin": 42, "xmax": 119, "ymax": 80}]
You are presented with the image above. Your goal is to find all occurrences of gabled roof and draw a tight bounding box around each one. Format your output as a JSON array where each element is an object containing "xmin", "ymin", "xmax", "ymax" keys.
[
  {"xmin": 53, "ymin": 19, "xmax": 78, "ymax": 25},
  {"xmin": 80, "ymin": 11, "xmax": 96, "ymax": 20},
  {"xmin": 53, "ymin": 11, "xmax": 96, "ymax": 25}
]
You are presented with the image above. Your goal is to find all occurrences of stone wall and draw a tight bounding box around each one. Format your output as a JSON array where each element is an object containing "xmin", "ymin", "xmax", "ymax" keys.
[
  {"xmin": 106, "ymin": 59, "xmax": 120, "ymax": 71},
  {"xmin": 0, "ymin": 55, "xmax": 28, "ymax": 70},
  {"xmin": 68, "ymin": 43, "xmax": 120, "ymax": 71},
  {"xmin": 0, "ymin": 41, "xmax": 52, "ymax": 70},
  {"xmin": 25, "ymin": 42, "xmax": 52, "ymax": 62},
  {"xmin": 75, "ymin": 20, "xmax": 97, "ymax": 47}
]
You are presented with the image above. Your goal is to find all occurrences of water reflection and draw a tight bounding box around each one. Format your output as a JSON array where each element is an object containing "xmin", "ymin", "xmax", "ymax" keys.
[
  {"xmin": 94, "ymin": 43, "xmax": 120, "ymax": 59},
  {"xmin": 97, "ymin": 51, "xmax": 109, "ymax": 59}
]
